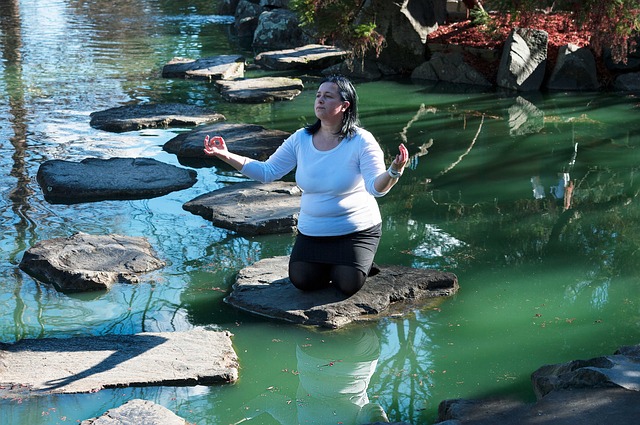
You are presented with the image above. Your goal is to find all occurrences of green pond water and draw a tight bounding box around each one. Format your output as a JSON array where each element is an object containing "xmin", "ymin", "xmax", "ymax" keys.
[{"xmin": 1, "ymin": 1, "xmax": 640, "ymax": 424}]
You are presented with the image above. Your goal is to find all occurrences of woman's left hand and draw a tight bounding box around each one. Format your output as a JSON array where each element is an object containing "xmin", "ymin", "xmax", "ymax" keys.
[{"xmin": 392, "ymin": 143, "xmax": 409, "ymax": 172}]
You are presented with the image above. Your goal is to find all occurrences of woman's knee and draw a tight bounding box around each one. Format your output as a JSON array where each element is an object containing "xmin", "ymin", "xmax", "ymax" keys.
[
  {"xmin": 331, "ymin": 265, "xmax": 366, "ymax": 296},
  {"xmin": 288, "ymin": 261, "xmax": 330, "ymax": 291}
]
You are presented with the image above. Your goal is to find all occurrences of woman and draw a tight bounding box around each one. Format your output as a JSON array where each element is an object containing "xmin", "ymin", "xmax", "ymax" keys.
[{"xmin": 204, "ymin": 75, "xmax": 409, "ymax": 296}]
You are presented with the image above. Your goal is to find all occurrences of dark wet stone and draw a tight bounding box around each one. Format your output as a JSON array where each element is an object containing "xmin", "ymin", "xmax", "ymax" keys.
[
  {"xmin": 89, "ymin": 103, "xmax": 225, "ymax": 133},
  {"xmin": 36, "ymin": 157, "xmax": 197, "ymax": 204},
  {"xmin": 161, "ymin": 54, "xmax": 245, "ymax": 80},
  {"xmin": 215, "ymin": 76, "xmax": 303, "ymax": 103},
  {"xmin": 183, "ymin": 181, "xmax": 301, "ymax": 235},
  {"xmin": 0, "ymin": 329, "xmax": 238, "ymax": 395},
  {"xmin": 19, "ymin": 232, "xmax": 166, "ymax": 292},
  {"xmin": 254, "ymin": 44, "xmax": 349, "ymax": 71},
  {"xmin": 225, "ymin": 256, "xmax": 459, "ymax": 329},
  {"xmin": 163, "ymin": 122, "xmax": 290, "ymax": 165}
]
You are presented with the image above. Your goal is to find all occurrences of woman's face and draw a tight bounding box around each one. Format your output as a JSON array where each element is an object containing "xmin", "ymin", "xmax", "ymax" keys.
[{"xmin": 314, "ymin": 82, "xmax": 350, "ymax": 123}]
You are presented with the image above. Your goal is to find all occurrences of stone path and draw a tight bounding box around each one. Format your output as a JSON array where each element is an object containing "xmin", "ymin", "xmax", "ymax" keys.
[
  {"xmin": 184, "ymin": 181, "xmax": 301, "ymax": 235},
  {"xmin": 254, "ymin": 44, "xmax": 349, "ymax": 70},
  {"xmin": 0, "ymin": 329, "xmax": 238, "ymax": 396},
  {"xmin": 36, "ymin": 157, "xmax": 197, "ymax": 204},
  {"xmin": 215, "ymin": 76, "xmax": 303, "ymax": 103},
  {"xmin": 163, "ymin": 122, "xmax": 290, "ymax": 165},
  {"xmin": 225, "ymin": 256, "xmax": 459, "ymax": 329},
  {"xmin": 161, "ymin": 55, "xmax": 245, "ymax": 80},
  {"xmin": 89, "ymin": 103, "xmax": 225, "ymax": 133},
  {"xmin": 19, "ymin": 232, "xmax": 165, "ymax": 293}
]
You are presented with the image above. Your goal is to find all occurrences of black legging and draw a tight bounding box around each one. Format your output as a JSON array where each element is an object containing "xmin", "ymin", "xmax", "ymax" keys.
[{"xmin": 289, "ymin": 261, "xmax": 367, "ymax": 296}]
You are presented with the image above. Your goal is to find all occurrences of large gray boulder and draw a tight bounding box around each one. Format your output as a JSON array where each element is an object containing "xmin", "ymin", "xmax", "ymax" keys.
[
  {"xmin": 497, "ymin": 28, "xmax": 548, "ymax": 92},
  {"xmin": 252, "ymin": 8, "xmax": 310, "ymax": 51},
  {"xmin": 411, "ymin": 52, "xmax": 492, "ymax": 86},
  {"xmin": 614, "ymin": 72, "xmax": 640, "ymax": 91},
  {"xmin": 184, "ymin": 181, "xmax": 301, "ymax": 235},
  {"xmin": 546, "ymin": 44, "xmax": 600, "ymax": 91},
  {"xmin": 36, "ymin": 157, "xmax": 197, "ymax": 204},
  {"xmin": 89, "ymin": 103, "xmax": 225, "ymax": 133},
  {"xmin": 161, "ymin": 55, "xmax": 245, "ymax": 80},
  {"xmin": 255, "ymin": 44, "xmax": 349, "ymax": 70},
  {"xmin": 81, "ymin": 399, "xmax": 188, "ymax": 425},
  {"xmin": 359, "ymin": 0, "xmax": 447, "ymax": 73},
  {"xmin": 225, "ymin": 256, "xmax": 459, "ymax": 329},
  {"xmin": 163, "ymin": 122, "xmax": 290, "ymax": 163},
  {"xmin": 19, "ymin": 232, "xmax": 166, "ymax": 292},
  {"xmin": 0, "ymin": 329, "xmax": 238, "ymax": 395},
  {"xmin": 216, "ymin": 76, "xmax": 304, "ymax": 103}
]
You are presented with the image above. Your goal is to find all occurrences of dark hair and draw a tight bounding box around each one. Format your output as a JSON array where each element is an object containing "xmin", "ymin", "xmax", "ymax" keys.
[{"xmin": 305, "ymin": 75, "xmax": 360, "ymax": 139}]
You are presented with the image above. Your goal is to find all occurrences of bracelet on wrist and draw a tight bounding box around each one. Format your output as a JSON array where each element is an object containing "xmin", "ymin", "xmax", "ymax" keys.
[{"xmin": 387, "ymin": 166, "xmax": 403, "ymax": 179}]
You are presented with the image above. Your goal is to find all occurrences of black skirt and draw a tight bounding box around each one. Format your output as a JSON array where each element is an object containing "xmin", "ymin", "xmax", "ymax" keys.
[{"xmin": 289, "ymin": 223, "xmax": 382, "ymax": 275}]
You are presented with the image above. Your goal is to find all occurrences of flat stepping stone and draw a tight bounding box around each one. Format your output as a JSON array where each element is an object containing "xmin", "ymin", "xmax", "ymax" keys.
[
  {"xmin": 161, "ymin": 55, "xmax": 245, "ymax": 80},
  {"xmin": 225, "ymin": 256, "xmax": 459, "ymax": 329},
  {"xmin": 215, "ymin": 76, "xmax": 303, "ymax": 103},
  {"xmin": 184, "ymin": 181, "xmax": 301, "ymax": 235},
  {"xmin": 163, "ymin": 122, "xmax": 291, "ymax": 163},
  {"xmin": 89, "ymin": 103, "xmax": 225, "ymax": 133},
  {"xmin": 19, "ymin": 232, "xmax": 165, "ymax": 293},
  {"xmin": 81, "ymin": 399, "xmax": 188, "ymax": 425},
  {"xmin": 0, "ymin": 329, "xmax": 238, "ymax": 396},
  {"xmin": 254, "ymin": 44, "xmax": 349, "ymax": 70},
  {"xmin": 37, "ymin": 157, "xmax": 197, "ymax": 204}
]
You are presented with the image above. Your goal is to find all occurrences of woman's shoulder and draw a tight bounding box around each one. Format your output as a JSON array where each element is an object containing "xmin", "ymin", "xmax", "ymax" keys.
[{"xmin": 351, "ymin": 126, "xmax": 378, "ymax": 144}]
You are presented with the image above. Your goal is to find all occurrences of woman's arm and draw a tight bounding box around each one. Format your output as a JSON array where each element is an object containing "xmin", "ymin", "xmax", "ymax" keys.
[{"xmin": 203, "ymin": 134, "xmax": 297, "ymax": 183}]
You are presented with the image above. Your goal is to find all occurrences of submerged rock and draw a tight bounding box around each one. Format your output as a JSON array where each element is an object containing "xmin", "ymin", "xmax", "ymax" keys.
[
  {"xmin": 215, "ymin": 76, "xmax": 304, "ymax": 103},
  {"xmin": 19, "ymin": 232, "xmax": 165, "ymax": 292},
  {"xmin": 0, "ymin": 329, "xmax": 238, "ymax": 395},
  {"xmin": 36, "ymin": 157, "xmax": 197, "ymax": 204},
  {"xmin": 81, "ymin": 399, "xmax": 189, "ymax": 425},
  {"xmin": 184, "ymin": 181, "xmax": 301, "ymax": 235},
  {"xmin": 225, "ymin": 256, "xmax": 459, "ymax": 329},
  {"xmin": 89, "ymin": 103, "xmax": 225, "ymax": 133}
]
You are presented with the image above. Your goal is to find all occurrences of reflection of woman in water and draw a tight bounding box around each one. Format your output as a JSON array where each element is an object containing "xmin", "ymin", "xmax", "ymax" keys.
[
  {"xmin": 236, "ymin": 327, "xmax": 388, "ymax": 425},
  {"xmin": 295, "ymin": 327, "xmax": 387, "ymax": 424}
]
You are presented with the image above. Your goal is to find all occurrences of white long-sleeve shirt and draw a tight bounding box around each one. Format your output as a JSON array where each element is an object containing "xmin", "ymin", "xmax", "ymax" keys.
[{"xmin": 241, "ymin": 127, "xmax": 389, "ymax": 236}]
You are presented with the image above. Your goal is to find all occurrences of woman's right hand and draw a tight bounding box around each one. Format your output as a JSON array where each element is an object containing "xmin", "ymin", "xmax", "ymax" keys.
[{"xmin": 203, "ymin": 135, "xmax": 227, "ymax": 156}]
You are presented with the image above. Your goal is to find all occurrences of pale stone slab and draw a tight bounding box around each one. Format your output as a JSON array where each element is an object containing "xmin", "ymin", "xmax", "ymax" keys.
[
  {"xmin": 254, "ymin": 44, "xmax": 349, "ymax": 70},
  {"xmin": 215, "ymin": 76, "xmax": 303, "ymax": 103},
  {"xmin": 162, "ymin": 55, "xmax": 245, "ymax": 80},
  {"xmin": 81, "ymin": 399, "xmax": 188, "ymax": 425},
  {"xmin": 0, "ymin": 329, "xmax": 238, "ymax": 396}
]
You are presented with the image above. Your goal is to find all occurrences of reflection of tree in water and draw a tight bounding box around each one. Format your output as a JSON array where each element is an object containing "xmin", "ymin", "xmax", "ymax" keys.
[
  {"xmin": 370, "ymin": 318, "xmax": 435, "ymax": 424},
  {"xmin": 385, "ymin": 100, "xmax": 640, "ymax": 312}
]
